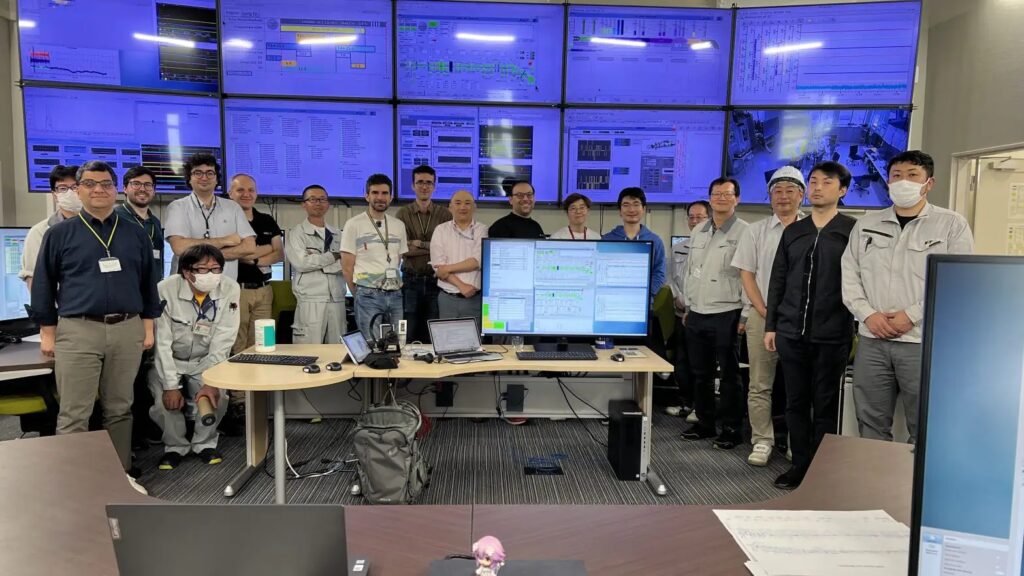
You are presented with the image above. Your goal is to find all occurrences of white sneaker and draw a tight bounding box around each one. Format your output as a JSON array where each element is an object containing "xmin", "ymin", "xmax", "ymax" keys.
[
  {"xmin": 747, "ymin": 443, "xmax": 773, "ymax": 467},
  {"xmin": 126, "ymin": 474, "xmax": 148, "ymax": 495},
  {"xmin": 664, "ymin": 405, "xmax": 683, "ymax": 416},
  {"xmin": 685, "ymin": 411, "xmax": 699, "ymax": 423}
]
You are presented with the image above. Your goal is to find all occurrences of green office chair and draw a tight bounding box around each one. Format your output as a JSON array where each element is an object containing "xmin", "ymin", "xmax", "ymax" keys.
[
  {"xmin": 0, "ymin": 377, "xmax": 58, "ymax": 436},
  {"xmin": 652, "ymin": 285, "xmax": 676, "ymax": 345}
]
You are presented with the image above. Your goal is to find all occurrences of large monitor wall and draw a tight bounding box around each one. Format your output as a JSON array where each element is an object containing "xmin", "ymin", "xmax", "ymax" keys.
[{"xmin": 16, "ymin": 0, "xmax": 922, "ymax": 205}]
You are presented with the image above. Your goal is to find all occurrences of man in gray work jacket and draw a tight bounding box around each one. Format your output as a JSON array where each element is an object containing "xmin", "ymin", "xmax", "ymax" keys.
[
  {"xmin": 287, "ymin": 184, "xmax": 346, "ymax": 344},
  {"xmin": 842, "ymin": 150, "xmax": 974, "ymax": 444},
  {"xmin": 680, "ymin": 177, "xmax": 750, "ymax": 451}
]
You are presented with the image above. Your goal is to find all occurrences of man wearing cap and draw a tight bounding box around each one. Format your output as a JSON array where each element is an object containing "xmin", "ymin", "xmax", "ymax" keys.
[{"xmin": 731, "ymin": 166, "xmax": 805, "ymax": 467}]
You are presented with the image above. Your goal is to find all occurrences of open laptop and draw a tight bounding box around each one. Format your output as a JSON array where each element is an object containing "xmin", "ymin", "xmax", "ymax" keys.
[
  {"xmin": 342, "ymin": 329, "xmax": 373, "ymax": 365},
  {"xmin": 428, "ymin": 317, "xmax": 502, "ymax": 364},
  {"xmin": 106, "ymin": 503, "xmax": 369, "ymax": 576}
]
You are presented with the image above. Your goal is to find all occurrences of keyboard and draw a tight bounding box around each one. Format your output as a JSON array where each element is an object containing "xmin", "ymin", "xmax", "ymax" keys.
[
  {"xmin": 516, "ymin": 350, "xmax": 598, "ymax": 361},
  {"xmin": 229, "ymin": 354, "xmax": 319, "ymax": 366}
]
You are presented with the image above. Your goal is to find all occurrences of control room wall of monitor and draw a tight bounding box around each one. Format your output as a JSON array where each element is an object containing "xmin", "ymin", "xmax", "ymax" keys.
[{"xmin": 15, "ymin": 0, "xmax": 922, "ymax": 207}]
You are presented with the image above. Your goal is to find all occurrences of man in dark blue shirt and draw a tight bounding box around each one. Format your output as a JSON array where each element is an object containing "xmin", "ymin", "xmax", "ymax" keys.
[{"xmin": 31, "ymin": 160, "xmax": 160, "ymax": 483}]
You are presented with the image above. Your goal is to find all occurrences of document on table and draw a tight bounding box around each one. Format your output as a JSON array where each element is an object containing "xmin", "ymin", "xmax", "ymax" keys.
[{"xmin": 714, "ymin": 509, "xmax": 910, "ymax": 576}]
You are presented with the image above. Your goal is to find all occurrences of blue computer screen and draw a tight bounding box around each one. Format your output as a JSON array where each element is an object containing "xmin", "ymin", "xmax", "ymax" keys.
[
  {"xmin": 0, "ymin": 228, "xmax": 31, "ymax": 322},
  {"xmin": 914, "ymin": 258, "xmax": 1024, "ymax": 576},
  {"xmin": 566, "ymin": 5, "xmax": 731, "ymax": 105},
  {"xmin": 17, "ymin": 0, "xmax": 218, "ymax": 92},
  {"xmin": 396, "ymin": 0, "xmax": 564, "ymax": 103},
  {"xmin": 727, "ymin": 108, "xmax": 909, "ymax": 207},
  {"xmin": 481, "ymin": 239, "xmax": 652, "ymax": 337},
  {"xmin": 731, "ymin": 1, "xmax": 921, "ymax": 106},
  {"xmin": 23, "ymin": 86, "xmax": 221, "ymax": 192},
  {"xmin": 224, "ymin": 98, "xmax": 393, "ymax": 197},
  {"xmin": 397, "ymin": 104, "xmax": 560, "ymax": 202},
  {"xmin": 220, "ymin": 0, "xmax": 392, "ymax": 98},
  {"xmin": 562, "ymin": 108, "xmax": 725, "ymax": 205}
]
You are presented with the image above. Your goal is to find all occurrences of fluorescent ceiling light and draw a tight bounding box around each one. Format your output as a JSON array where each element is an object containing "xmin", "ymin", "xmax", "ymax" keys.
[
  {"xmin": 590, "ymin": 37, "xmax": 645, "ymax": 48},
  {"xmin": 133, "ymin": 33, "xmax": 195, "ymax": 49},
  {"xmin": 690, "ymin": 41, "xmax": 713, "ymax": 51},
  {"xmin": 225, "ymin": 38, "xmax": 254, "ymax": 49},
  {"xmin": 297, "ymin": 35, "xmax": 358, "ymax": 45},
  {"xmin": 456, "ymin": 32, "xmax": 515, "ymax": 43},
  {"xmin": 763, "ymin": 41, "xmax": 823, "ymax": 55},
  {"xmin": 19, "ymin": 19, "xmax": 37, "ymax": 28}
]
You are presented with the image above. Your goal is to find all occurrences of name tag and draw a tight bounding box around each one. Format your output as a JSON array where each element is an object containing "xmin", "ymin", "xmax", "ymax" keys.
[
  {"xmin": 385, "ymin": 269, "xmax": 399, "ymax": 280},
  {"xmin": 99, "ymin": 257, "xmax": 122, "ymax": 273},
  {"xmin": 153, "ymin": 249, "xmax": 161, "ymax": 260},
  {"xmin": 193, "ymin": 321, "xmax": 212, "ymax": 336}
]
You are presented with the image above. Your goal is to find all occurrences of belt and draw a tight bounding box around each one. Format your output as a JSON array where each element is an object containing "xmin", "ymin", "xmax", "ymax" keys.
[
  {"xmin": 403, "ymin": 271, "xmax": 435, "ymax": 279},
  {"xmin": 67, "ymin": 313, "xmax": 138, "ymax": 325},
  {"xmin": 241, "ymin": 281, "xmax": 269, "ymax": 289},
  {"xmin": 357, "ymin": 286, "xmax": 400, "ymax": 293},
  {"xmin": 442, "ymin": 291, "xmax": 470, "ymax": 299}
]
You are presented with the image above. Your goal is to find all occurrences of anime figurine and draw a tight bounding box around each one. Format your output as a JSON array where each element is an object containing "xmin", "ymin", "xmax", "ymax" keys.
[{"xmin": 472, "ymin": 535, "xmax": 506, "ymax": 575}]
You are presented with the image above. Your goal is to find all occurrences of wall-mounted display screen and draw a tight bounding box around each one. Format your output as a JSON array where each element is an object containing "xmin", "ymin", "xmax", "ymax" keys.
[
  {"xmin": 396, "ymin": 1, "xmax": 564, "ymax": 103},
  {"xmin": 566, "ymin": 5, "xmax": 731, "ymax": 105},
  {"xmin": 23, "ymin": 86, "xmax": 221, "ymax": 192},
  {"xmin": 220, "ymin": 0, "xmax": 392, "ymax": 98},
  {"xmin": 17, "ymin": 0, "xmax": 219, "ymax": 92}
]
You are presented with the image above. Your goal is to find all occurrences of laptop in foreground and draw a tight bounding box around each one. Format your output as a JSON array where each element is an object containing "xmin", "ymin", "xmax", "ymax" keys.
[{"xmin": 428, "ymin": 317, "xmax": 502, "ymax": 363}]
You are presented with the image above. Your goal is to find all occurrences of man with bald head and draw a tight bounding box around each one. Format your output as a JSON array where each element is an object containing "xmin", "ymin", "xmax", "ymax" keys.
[{"xmin": 430, "ymin": 190, "xmax": 488, "ymax": 327}]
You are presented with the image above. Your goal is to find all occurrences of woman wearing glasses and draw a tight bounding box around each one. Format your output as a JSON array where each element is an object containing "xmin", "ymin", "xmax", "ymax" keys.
[{"xmin": 549, "ymin": 193, "xmax": 599, "ymax": 240}]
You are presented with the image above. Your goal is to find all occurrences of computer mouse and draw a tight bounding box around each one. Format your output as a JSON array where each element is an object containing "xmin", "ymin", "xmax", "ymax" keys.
[
  {"xmin": 302, "ymin": 364, "xmax": 321, "ymax": 374},
  {"xmin": 325, "ymin": 362, "xmax": 343, "ymax": 371},
  {"xmin": 610, "ymin": 353, "xmax": 625, "ymax": 362},
  {"xmin": 414, "ymin": 352, "xmax": 435, "ymax": 364}
]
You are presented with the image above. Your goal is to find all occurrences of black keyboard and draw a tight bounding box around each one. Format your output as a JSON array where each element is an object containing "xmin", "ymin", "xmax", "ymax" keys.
[
  {"xmin": 229, "ymin": 354, "xmax": 319, "ymax": 366},
  {"xmin": 516, "ymin": 350, "xmax": 598, "ymax": 361}
]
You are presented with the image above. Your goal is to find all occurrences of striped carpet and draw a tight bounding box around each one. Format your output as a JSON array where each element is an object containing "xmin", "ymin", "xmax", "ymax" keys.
[{"xmin": 0, "ymin": 413, "xmax": 791, "ymax": 505}]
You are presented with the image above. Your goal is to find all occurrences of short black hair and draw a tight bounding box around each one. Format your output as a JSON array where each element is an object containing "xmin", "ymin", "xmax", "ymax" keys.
[
  {"xmin": 411, "ymin": 165, "xmax": 436, "ymax": 181},
  {"xmin": 510, "ymin": 179, "xmax": 534, "ymax": 194},
  {"xmin": 302, "ymin": 184, "xmax": 328, "ymax": 199},
  {"xmin": 562, "ymin": 193, "xmax": 592, "ymax": 212},
  {"xmin": 181, "ymin": 153, "xmax": 221, "ymax": 190},
  {"xmin": 49, "ymin": 165, "xmax": 79, "ymax": 191},
  {"xmin": 617, "ymin": 187, "xmax": 647, "ymax": 208},
  {"xmin": 708, "ymin": 177, "xmax": 740, "ymax": 198},
  {"xmin": 122, "ymin": 165, "xmax": 157, "ymax": 188},
  {"xmin": 687, "ymin": 200, "xmax": 711, "ymax": 216},
  {"xmin": 886, "ymin": 150, "xmax": 935, "ymax": 178},
  {"xmin": 810, "ymin": 161, "xmax": 853, "ymax": 190},
  {"xmin": 365, "ymin": 173, "xmax": 393, "ymax": 196},
  {"xmin": 76, "ymin": 161, "xmax": 117, "ymax": 184},
  {"xmin": 178, "ymin": 244, "xmax": 225, "ymax": 276}
]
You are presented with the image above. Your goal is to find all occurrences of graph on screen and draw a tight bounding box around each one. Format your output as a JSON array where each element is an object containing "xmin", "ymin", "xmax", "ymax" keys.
[
  {"xmin": 220, "ymin": 0, "xmax": 392, "ymax": 98},
  {"xmin": 566, "ymin": 6, "xmax": 731, "ymax": 105},
  {"xmin": 562, "ymin": 108, "xmax": 725, "ymax": 204},
  {"xmin": 731, "ymin": 1, "xmax": 921, "ymax": 105},
  {"xmin": 0, "ymin": 229, "xmax": 30, "ymax": 321},
  {"xmin": 396, "ymin": 1, "xmax": 564, "ymax": 103},
  {"xmin": 224, "ymin": 98, "xmax": 393, "ymax": 197},
  {"xmin": 397, "ymin": 104, "xmax": 559, "ymax": 202}
]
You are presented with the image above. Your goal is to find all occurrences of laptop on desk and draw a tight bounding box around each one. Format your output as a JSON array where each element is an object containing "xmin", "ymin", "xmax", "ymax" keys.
[
  {"xmin": 427, "ymin": 318, "xmax": 502, "ymax": 364},
  {"xmin": 107, "ymin": 504, "xmax": 369, "ymax": 576}
]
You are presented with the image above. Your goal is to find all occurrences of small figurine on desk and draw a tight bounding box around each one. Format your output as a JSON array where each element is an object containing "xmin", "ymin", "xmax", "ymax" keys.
[{"xmin": 472, "ymin": 535, "xmax": 506, "ymax": 575}]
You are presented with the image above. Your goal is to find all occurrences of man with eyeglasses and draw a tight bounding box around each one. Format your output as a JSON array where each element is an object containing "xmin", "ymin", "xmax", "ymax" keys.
[
  {"xmin": 150, "ymin": 244, "xmax": 239, "ymax": 470},
  {"xmin": 550, "ymin": 193, "xmax": 599, "ymax": 240},
  {"xmin": 680, "ymin": 177, "xmax": 749, "ymax": 451},
  {"xmin": 164, "ymin": 153, "xmax": 256, "ymax": 281},
  {"xmin": 487, "ymin": 180, "xmax": 545, "ymax": 240},
  {"xmin": 20, "ymin": 164, "xmax": 80, "ymax": 290},
  {"xmin": 396, "ymin": 165, "xmax": 451, "ymax": 344},
  {"xmin": 30, "ymin": 160, "xmax": 160, "ymax": 494},
  {"xmin": 287, "ymin": 185, "xmax": 346, "ymax": 346}
]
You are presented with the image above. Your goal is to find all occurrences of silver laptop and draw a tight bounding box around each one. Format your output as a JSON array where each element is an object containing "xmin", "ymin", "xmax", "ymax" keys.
[
  {"xmin": 427, "ymin": 317, "xmax": 502, "ymax": 363},
  {"xmin": 106, "ymin": 504, "xmax": 369, "ymax": 576}
]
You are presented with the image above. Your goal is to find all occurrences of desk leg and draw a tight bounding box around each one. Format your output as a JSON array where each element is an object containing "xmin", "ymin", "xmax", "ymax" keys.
[
  {"xmin": 274, "ymin": 390, "xmax": 286, "ymax": 504},
  {"xmin": 224, "ymin": 390, "xmax": 269, "ymax": 498},
  {"xmin": 634, "ymin": 371, "xmax": 669, "ymax": 497}
]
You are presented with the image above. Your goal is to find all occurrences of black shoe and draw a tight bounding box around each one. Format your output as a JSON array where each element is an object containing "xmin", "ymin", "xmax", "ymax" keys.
[
  {"xmin": 158, "ymin": 452, "xmax": 183, "ymax": 470},
  {"xmin": 218, "ymin": 404, "xmax": 246, "ymax": 437},
  {"xmin": 774, "ymin": 467, "xmax": 805, "ymax": 490},
  {"xmin": 680, "ymin": 424, "xmax": 716, "ymax": 440},
  {"xmin": 127, "ymin": 466, "xmax": 143, "ymax": 479},
  {"xmin": 712, "ymin": 432, "xmax": 742, "ymax": 450},
  {"xmin": 198, "ymin": 448, "xmax": 223, "ymax": 465}
]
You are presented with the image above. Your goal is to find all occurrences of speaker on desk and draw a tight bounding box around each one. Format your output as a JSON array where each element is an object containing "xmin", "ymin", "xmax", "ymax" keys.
[{"xmin": 607, "ymin": 399, "xmax": 644, "ymax": 481}]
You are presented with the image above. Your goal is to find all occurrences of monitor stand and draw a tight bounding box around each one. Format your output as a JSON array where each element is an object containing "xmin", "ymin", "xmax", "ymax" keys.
[{"xmin": 533, "ymin": 338, "xmax": 593, "ymax": 354}]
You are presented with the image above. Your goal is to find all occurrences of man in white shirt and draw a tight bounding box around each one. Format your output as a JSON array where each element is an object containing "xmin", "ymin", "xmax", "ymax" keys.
[
  {"xmin": 341, "ymin": 174, "xmax": 409, "ymax": 342},
  {"xmin": 430, "ymin": 190, "xmax": 488, "ymax": 328},
  {"xmin": 286, "ymin": 185, "xmax": 346, "ymax": 344},
  {"xmin": 20, "ymin": 165, "xmax": 80, "ymax": 290}
]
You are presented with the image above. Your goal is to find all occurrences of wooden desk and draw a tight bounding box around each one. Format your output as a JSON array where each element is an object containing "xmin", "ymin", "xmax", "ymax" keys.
[
  {"xmin": 202, "ymin": 344, "xmax": 354, "ymax": 503},
  {"xmin": 0, "ymin": 341, "xmax": 54, "ymax": 377}
]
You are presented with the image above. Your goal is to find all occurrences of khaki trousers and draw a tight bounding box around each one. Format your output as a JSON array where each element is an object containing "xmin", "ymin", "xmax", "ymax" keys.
[
  {"xmin": 745, "ymin": 312, "xmax": 779, "ymax": 446},
  {"xmin": 229, "ymin": 285, "xmax": 273, "ymax": 404}
]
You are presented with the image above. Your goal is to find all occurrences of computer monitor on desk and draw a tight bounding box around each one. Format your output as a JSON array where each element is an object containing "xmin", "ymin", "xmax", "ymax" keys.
[
  {"xmin": 910, "ymin": 256, "xmax": 1024, "ymax": 576},
  {"xmin": 480, "ymin": 239, "xmax": 652, "ymax": 352},
  {"xmin": 0, "ymin": 228, "xmax": 31, "ymax": 322}
]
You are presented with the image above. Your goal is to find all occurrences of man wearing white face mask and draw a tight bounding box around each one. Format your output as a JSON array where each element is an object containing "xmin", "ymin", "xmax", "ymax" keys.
[
  {"xmin": 20, "ymin": 165, "xmax": 81, "ymax": 290},
  {"xmin": 150, "ymin": 244, "xmax": 240, "ymax": 470},
  {"xmin": 842, "ymin": 150, "xmax": 974, "ymax": 444}
]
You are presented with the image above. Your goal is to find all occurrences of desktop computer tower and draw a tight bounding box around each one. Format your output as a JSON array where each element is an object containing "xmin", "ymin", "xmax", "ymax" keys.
[{"xmin": 607, "ymin": 399, "xmax": 645, "ymax": 481}]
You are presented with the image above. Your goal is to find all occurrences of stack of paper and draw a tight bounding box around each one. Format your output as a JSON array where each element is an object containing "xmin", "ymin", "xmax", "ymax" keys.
[{"xmin": 713, "ymin": 509, "xmax": 910, "ymax": 576}]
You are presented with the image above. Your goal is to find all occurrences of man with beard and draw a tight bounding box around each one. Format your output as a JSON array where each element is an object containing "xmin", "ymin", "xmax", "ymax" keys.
[
  {"xmin": 487, "ymin": 180, "xmax": 545, "ymax": 239},
  {"xmin": 397, "ymin": 165, "xmax": 450, "ymax": 344}
]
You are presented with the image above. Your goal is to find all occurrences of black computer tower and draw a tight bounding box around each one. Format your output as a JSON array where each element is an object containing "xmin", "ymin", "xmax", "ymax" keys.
[{"xmin": 607, "ymin": 399, "xmax": 643, "ymax": 481}]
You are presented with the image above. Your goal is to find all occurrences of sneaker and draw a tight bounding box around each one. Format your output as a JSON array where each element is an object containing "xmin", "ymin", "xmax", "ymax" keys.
[
  {"xmin": 504, "ymin": 417, "xmax": 528, "ymax": 426},
  {"xmin": 773, "ymin": 467, "xmax": 806, "ymax": 490},
  {"xmin": 198, "ymin": 448, "xmax": 223, "ymax": 465},
  {"xmin": 680, "ymin": 424, "xmax": 716, "ymax": 440},
  {"xmin": 747, "ymin": 443, "xmax": 773, "ymax": 466},
  {"xmin": 158, "ymin": 452, "xmax": 183, "ymax": 470},
  {"xmin": 712, "ymin": 431, "xmax": 742, "ymax": 450},
  {"xmin": 685, "ymin": 410, "xmax": 699, "ymax": 423},
  {"xmin": 126, "ymin": 474, "xmax": 147, "ymax": 495},
  {"xmin": 664, "ymin": 405, "xmax": 683, "ymax": 416}
]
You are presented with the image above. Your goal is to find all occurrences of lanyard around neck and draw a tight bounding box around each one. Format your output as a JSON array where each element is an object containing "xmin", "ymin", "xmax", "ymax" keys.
[
  {"xmin": 368, "ymin": 212, "xmax": 392, "ymax": 264},
  {"xmin": 193, "ymin": 194, "xmax": 216, "ymax": 239},
  {"xmin": 79, "ymin": 213, "xmax": 119, "ymax": 258},
  {"xmin": 569, "ymin": 227, "xmax": 587, "ymax": 240}
]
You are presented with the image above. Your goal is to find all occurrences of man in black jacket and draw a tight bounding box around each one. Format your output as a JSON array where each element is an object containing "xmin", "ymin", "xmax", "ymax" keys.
[{"xmin": 764, "ymin": 161, "xmax": 857, "ymax": 490}]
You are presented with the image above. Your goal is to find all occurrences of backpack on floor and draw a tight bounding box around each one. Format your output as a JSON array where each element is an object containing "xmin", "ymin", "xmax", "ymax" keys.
[{"xmin": 352, "ymin": 400, "xmax": 430, "ymax": 504}]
